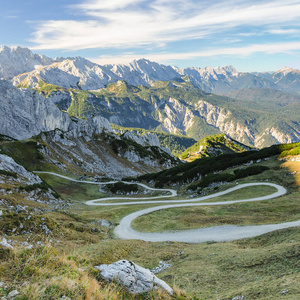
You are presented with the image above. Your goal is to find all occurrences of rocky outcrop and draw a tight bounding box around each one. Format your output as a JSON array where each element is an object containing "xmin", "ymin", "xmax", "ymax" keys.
[
  {"xmin": 47, "ymin": 90, "xmax": 73, "ymax": 111},
  {"xmin": 0, "ymin": 79, "xmax": 116, "ymax": 141},
  {"xmin": 95, "ymin": 260, "xmax": 173, "ymax": 295},
  {"xmin": 155, "ymin": 97, "xmax": 254, "ymax": 145},
  {"xmin": 0, "ymin": 154, "xmax": 42, "ymax": 185},
  {"xmin": 122, "ymin": 131, "xmax": 173, "ymax": 156},
  {"xmin": 123, "ymin": 132, "xmax": 160, "ymax": 148},
  {"xmin": 255, "ymin": 125, "xmax": 300, "ymax": 148},
  {"xmin": 195, "ymin": 100, "xmax": 255, "ymax": 145},
  {"xmin": 0, "ymin": 78, "xmax": 176, "ymax": 178},
  {"xmin": 0, "ymin": 79, "xmax": 72, "ymax": 140},
  {"xmin": 160, "ymin": 97, "xmax": 195, "ymax": 136},
  {"xmin": 39, "ymin": 126, "xmax": 177, "ymax": 178}
]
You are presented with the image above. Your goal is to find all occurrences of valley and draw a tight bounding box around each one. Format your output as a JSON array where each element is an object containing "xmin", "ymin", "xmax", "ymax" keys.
[{"xmin": 1, "ymin": 139, "xmax": 300, "ymax": 299}]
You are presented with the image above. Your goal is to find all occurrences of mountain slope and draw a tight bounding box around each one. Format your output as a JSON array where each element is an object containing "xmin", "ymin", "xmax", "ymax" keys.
[
  {"xmin": 107, "ymin": 58, "xmax": 181, "ymax": 86},
  {"xmin": 271, "ymin": 67, "xmax": 300, "ymax": 93},
  {"xmin": 2, "ymin": 45, "xmax": 299, "ymax": 96},
  {"xmin": 134, "ymin": 142, "xmax": 297, "ymax": 188},
  {"xmin": 2, "ymin": 45, "xmax": 300, "ymax": 149},
  {"xmin": 29, "ymin": 79, "xmax": 300, "ymax": 148},
  {"xmin": 0, "ymin": 128, "xmax": 179, "ymax": 179},
  {"xmin": 224, "ymin": 88, "xmax": 300, "ymax": 105},
  {"xmin": 0, "ymin": 79, "xmax": 178, "ymax": 178},
  {"xmin": 111, "ymin": 124, "xmax": 196, "ymax": 156}
]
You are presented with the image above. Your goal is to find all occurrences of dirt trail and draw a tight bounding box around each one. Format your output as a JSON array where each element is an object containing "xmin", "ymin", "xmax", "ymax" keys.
[{"xmin": 36, "ymin": 172, "xmax": 300, "ymax": 243}]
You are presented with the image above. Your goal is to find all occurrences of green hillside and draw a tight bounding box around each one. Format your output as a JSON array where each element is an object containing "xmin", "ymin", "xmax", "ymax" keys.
[
  {"xmin": 133, "ymin": 142, "xmax": 300, "ymax": 188},
  {"xmin": 179, "ymin": 133, "xmax": 251, "ymax": 161}
]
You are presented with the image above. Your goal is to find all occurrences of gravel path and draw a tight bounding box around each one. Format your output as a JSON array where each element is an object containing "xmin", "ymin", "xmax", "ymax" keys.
[{"xmin": 35, "ymin": 172, "xmax": 300, "ymax": 243}]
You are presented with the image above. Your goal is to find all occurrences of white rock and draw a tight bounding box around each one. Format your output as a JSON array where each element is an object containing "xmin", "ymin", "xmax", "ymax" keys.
[
  {"xmin": 6, "ymin": 290, "xmax": 19, "ymax": 298},
  {"xmin": 95, "ymin": 260, "xmax": 173, "ymax": 295},
  {"xmin": 94, "ymin": 220, "xmax": 111, "ymax": 227},
  {"xmin": 123, "ymin": 131, "xmax": 173, "ymax": 156},
  {"xmin": 0, "ymin": 154, "xmax": 41, "ymax": 184},
  {"xmin": 0, "ymin": 79, "xmax": 72, "ymax": 140},
  {"xmin": 0, "ymin": 237, "xmax": 13, "ymax": 249}
]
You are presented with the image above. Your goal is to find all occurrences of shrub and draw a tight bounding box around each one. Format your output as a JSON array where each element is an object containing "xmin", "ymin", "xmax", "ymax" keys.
[
  {"xmin": 233, "ymin": 165, "xmax": 270, "ymax": 179},
  {"xmin": 107, "ymin": 182, "xmax": 139, "ymax": 194},
  {"xmin": 188, "ymin": 173, "xmax": 234, "ymax": 190}
]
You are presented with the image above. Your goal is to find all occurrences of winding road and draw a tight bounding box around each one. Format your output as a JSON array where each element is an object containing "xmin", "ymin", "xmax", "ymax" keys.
[{"xmin": 35, "ymin": 171, "xmax": 300, "ymax": 243}]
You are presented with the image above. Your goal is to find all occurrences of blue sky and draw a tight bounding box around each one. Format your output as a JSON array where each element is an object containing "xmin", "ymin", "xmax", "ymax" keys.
[{"xmin": 1, "ymin": 0, "xmax": 300, "ymax": 71}]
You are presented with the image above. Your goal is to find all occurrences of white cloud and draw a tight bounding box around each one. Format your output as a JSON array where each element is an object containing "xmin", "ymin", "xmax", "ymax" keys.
[
  {"xmin": 76, "ymin": 0, "xmax": 141, "ymax": 11},
  {"xmin": 31, "ymin": 0, "xmax": 300, "ymax": 51},
  {"xmin": 268, "ymin": 28, "xmax": 300, "ymax": 35},
  {"xmin": 91, "ymin": 41, "xmax": 300, "ymax": 65}
]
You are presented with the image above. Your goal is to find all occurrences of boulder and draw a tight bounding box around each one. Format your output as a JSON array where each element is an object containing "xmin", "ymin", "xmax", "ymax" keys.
[
  {"xmin": 0, "ymin": 237, "xmax": 13, "ymax": 249},
  {"xmin": 6, "ymin": 290, "xmax": 19, "ymax": 298},
  {"xmin": 95, "ymin": 259, "xmax": 173, "ymax": 295},
  {"xmin": 94, "ymin": 220, "xmax": 111, "ymax": 228}
]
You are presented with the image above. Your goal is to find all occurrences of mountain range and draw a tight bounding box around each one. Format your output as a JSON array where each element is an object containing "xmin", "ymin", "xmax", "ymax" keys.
[
  {"xmin": 1, "ymin": 45, "xmax": 300, "ymax": 157},
  {"xmin": 2, "ymin": 45, "xmax": 299, "ymax": 94}
]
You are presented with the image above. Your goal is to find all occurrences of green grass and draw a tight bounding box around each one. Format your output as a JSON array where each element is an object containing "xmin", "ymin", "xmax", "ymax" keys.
[
  {"xmin": 37, "ymin": 173, "xmax": 106, "ymax": 202},
  {"xmin": 199, "ymin": 184, "xmax": 278, "ymax": 202},
  {"xmin": 131, "ymin": 190, "xmax": 300, "ymax": 233},
  {"xmin": 0, "ymin": 138, "xmax": 59, "ymax": 172}
]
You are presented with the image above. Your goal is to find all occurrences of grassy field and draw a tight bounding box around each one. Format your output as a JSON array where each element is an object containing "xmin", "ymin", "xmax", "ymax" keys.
[
  {"xmin": 37, "ymin": 173, "xmax": 108, "ymax": 202},
  {"xmin": 131, "ymin": 190, "xmax": 300, "ymax": 232}
]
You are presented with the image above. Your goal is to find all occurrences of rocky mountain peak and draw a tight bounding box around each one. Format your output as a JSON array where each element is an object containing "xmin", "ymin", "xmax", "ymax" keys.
[
  {"xmin": 106, "ymin": 58, "xmax": 180, "ymax": 86},
  {"xmin": 0, "ymin": 45, "xmax": 53, "ymax": 80},
  {"xmin": 274, "ymin": 67, "xmax": 300, "ymax": 77}
]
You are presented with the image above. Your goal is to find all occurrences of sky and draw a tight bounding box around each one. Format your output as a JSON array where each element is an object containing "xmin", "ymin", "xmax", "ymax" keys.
[{"xmin": 1, "ymin": 0, "xmax": 300, "ymax": 71}]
